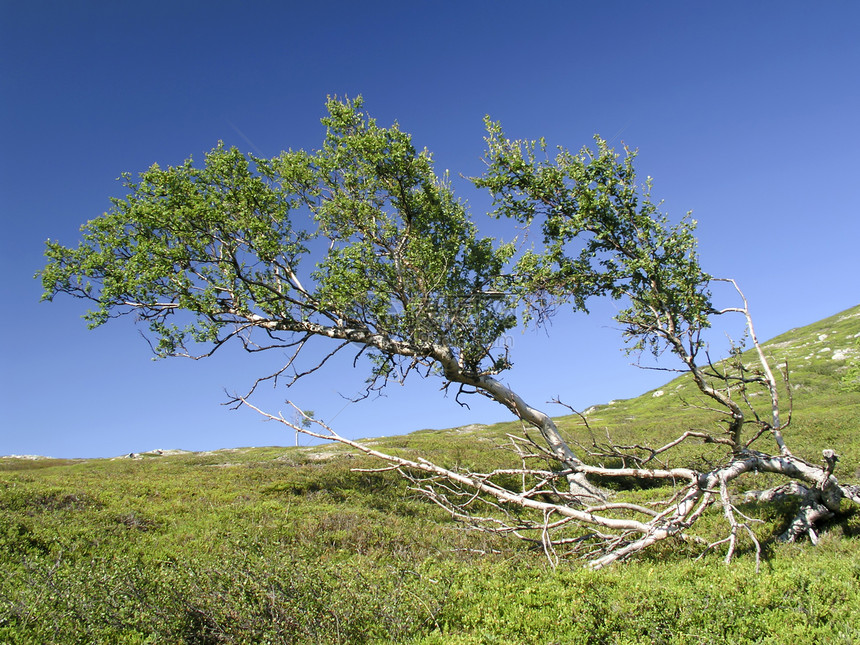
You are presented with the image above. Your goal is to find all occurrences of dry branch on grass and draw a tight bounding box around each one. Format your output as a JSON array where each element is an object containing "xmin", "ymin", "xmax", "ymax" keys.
[{"xmin": 240, "ymin": 278, "xmax": 858, "ymax": 570}]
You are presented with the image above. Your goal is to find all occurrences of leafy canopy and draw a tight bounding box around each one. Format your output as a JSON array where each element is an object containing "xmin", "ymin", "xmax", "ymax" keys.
[
  {"xmin": 40, "ymin": 98, "xmax": 524, "ymax": 388},
  {"xmin": 475, "ymin": 122, "xmax": 712, "ymax": 357},
  {"xmin": 40, "ymin": 97, "xmax": 712, "ymax": 393}
]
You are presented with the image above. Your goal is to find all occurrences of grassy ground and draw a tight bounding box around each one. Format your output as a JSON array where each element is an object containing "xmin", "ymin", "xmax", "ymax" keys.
[{"xmin": 2, "ymin": 306, "xmax": 858, "ymax": 643}]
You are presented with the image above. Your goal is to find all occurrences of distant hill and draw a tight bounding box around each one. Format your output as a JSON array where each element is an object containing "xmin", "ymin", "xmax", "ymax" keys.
[
  {"xmin": 349, "ymin": 303, "xmax": 860, "ymax": 475},
  {"xmin": 549, "ymin": 303, "xmax": 860, "ymax": 470}
]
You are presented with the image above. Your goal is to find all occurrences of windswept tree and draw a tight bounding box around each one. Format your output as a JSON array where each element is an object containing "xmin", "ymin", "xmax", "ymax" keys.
[{"xmin": 40, "ymin": 97, "xmax": 858, "ymax": 568}]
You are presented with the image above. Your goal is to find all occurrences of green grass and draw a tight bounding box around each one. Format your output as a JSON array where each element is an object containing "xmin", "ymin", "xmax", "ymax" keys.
[{"xmin": 2, "ymin": 305, "xmax": 859, "ymax": 643}]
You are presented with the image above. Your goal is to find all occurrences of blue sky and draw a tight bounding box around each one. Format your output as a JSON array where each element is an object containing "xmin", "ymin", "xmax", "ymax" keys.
[{"xmin": 2, "ymin": 2, "xmax": 858, "ymax": 458}]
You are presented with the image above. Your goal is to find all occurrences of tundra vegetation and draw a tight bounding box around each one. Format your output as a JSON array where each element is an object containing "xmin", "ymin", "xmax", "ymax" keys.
[
  {"xmin": 13, "ymin": 97, "xmax": 858, "ymax": 641},
  {"xmin": 2, "ymin": 308, "xmax": 859, "ymax": 642}
]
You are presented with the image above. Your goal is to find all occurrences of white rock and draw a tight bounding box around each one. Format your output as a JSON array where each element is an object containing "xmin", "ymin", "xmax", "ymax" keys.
[
  {"xmin": 1, "ymin": 454, "xmax": 53, "ymax": 460},
  {"xmin": 652, "ymin": 390, "xmax": 665, "ymax": 398}
]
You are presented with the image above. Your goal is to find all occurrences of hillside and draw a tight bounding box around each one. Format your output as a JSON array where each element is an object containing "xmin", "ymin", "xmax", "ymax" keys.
[
  {"xmin": 1, "ymin": 306, "xmax": 858, "ymax": 644},
  {"xmin": 561, "ymin": 303, "xmax": 860, "ymax": 470}
]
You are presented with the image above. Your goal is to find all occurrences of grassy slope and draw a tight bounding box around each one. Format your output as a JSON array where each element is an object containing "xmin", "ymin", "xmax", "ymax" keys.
[{"xmin": 1, "ymin": 306, "xmax": 858, "ymax": 644}]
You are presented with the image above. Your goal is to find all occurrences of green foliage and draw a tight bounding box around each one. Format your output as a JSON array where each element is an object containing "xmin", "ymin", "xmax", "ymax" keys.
[
  {"xmin": 1, "ymin": 446, "xmax": 857, "ymax": 643},
  {"xmin": 841, "ymin": 338, "xmax": 860, "ymax": 392},
  {"xmin": 412, "ymin": 556, "xmax": 860, "ymax": 644},
  {"xmin": 0, "ymin": 449, "xmax": 491, "ymax": 644},
  {"xmin": 39, "ymin": 96, "xmax": 722, "ymax": 395},
  {"xmin": 39, "ymin": 97, "xmax": 517, "ymax": 379},
  {"xmin": 474, "ymin": 124, "xmax": 712, "ymax": 356}
]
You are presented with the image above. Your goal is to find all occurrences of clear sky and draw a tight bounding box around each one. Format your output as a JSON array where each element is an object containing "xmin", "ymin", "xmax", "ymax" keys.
[{"xmin": 2, "ymin": 2, "xmax": 858, "ymax": 458}]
